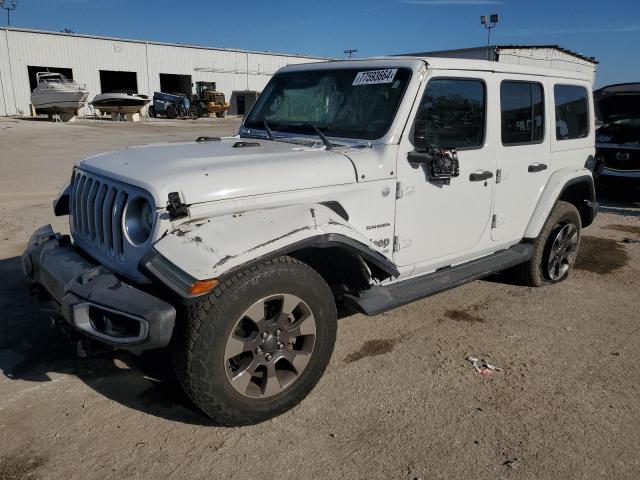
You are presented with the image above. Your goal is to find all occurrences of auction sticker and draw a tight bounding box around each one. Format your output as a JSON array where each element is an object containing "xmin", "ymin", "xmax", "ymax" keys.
[{"xmin": 352, "ymin": 69, "xmax": 397, "ymax": 86}]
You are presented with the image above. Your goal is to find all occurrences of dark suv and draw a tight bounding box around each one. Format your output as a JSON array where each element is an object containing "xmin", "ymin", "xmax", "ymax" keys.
[{"xmin": 595, "ymin": 83, "xmax": 640, "ymax": 179}]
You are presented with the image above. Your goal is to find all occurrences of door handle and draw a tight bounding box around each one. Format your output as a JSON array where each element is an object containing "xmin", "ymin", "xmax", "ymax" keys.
[
  {"xmin": 469, "ymin": 171, "xmax": 494, "ymax": 182},
  {"xmin": 528, "ymin": 163, "xmax": 548, "ymax": 173}
]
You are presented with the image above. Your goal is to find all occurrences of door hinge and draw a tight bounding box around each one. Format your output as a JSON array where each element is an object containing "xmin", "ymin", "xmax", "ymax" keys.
[
  {"xmin": 395, "ymin": 182, "xmax": 402, "ymax": 199},
  {"xmin": 496, "ymin": 169, "xmax": 502, "ymax": 183},
  {"xmin": 491, "ymin": 214, "xmax": 497, "ymax": 229},
  {"xmin": 393, "ymin": 235, "xmax": 400, "ymax": 252}
]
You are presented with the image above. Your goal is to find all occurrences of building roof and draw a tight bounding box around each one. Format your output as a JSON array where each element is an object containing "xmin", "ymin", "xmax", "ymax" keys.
[
  {"xmin": 404, "ymin": 44, "xmax": 598, "ymax": 64},
  {"xmin": 0, "ymin": 27, "xmax": 331, "ymax": 60}
]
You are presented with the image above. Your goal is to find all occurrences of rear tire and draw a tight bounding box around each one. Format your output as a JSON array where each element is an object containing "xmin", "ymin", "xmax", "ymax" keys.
[
  {"xmin": 512, "ymin": 201, "xmax": 581, "ymax": 286},
  {"xmin": 147, "ymin": 105, "xmax": 156, "ymax": 118},
  {"xmin": 172, "ymin": 256, "xmax": 336, "ymax": 426},
  {"xmin": 216, "ymin": 111, "xmax": 226, "ymax": 118}
]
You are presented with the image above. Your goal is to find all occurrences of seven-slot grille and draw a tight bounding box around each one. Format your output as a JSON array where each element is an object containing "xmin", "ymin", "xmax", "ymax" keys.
[{"xmin": 71, "ymin": 170, "xmax": 127, "ymax": 260}]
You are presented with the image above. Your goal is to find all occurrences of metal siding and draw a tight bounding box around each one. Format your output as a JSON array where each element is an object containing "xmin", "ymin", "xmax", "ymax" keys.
[
  {"xmin": 498, "ymin": 47, "xmax": 596, "ymax": 81},
  {"xmin": 0, "ymin": 30, "xmax": 9, "ymax": 116},
  {"xmin": 0, "ymin": 29, "xmax": 324, "ymax": 116}
]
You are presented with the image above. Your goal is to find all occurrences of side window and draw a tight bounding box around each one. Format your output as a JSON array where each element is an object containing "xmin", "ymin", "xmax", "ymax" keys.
[
  {"xmin": 500, "ymin": 81, "xmax": 544, "ymax": 145},
  {"xmin": 413, "ymin": 78, "xmax": 485, "ymax": 150},
  {"xmin": 554, "ymin": 85, "xmax": 589, "ymax": 140}
]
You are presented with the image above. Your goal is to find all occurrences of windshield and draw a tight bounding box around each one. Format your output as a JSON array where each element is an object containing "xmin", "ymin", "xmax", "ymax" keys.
[
  {"xmin": 41, "ymin": 75, "xmax": 71, "ymax": 84},
  {"xmin": 244, "ymin": 68, "xmax": 412, "ymax": 140},
  {"xmin": 597, "ymin": 94, "xmax": 640, "ymax": 126}
]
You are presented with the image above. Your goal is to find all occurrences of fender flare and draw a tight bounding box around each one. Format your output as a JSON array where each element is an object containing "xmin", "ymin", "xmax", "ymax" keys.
[
  {"xmin": 523, "ymin": 168, "xmax": 596, "ymax": 239},
  {"xmin": 53, "ymin": 181, "xmax": 72, "ymax": 216},
  {"xmin": 151, "ymin": 203, "xmax": 399, "ymax": 286}
]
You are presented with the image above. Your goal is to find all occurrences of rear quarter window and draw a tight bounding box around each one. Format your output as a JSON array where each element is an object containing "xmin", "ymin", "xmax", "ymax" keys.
[{"xmin": 554, "ymin": 85, "xmax": 589, "ymax": 140}]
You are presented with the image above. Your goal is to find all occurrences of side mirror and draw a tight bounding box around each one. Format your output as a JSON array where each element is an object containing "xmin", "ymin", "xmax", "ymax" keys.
[{"xmin": 408, "ymin": 146, "xmax": 460, "ymax": 184}]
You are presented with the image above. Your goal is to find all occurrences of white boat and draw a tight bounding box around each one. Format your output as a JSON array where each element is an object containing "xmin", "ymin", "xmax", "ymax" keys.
[
  {"xmin": 91, "ymin": 93, "xmax": 150, "ymax": 114},
  {"xmin": 31, "ymin": 72, "xmax": 88, "ymax": 114}
]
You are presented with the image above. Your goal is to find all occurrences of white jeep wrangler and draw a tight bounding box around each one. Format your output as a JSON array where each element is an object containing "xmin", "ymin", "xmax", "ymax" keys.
[{"xmin": 23, "ymin": 57, "xmax": 598, "ymax": 425}]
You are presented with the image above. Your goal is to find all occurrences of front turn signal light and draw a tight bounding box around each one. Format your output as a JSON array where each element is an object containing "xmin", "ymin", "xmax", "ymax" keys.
[{"xmin": 188, "ymin": 278, "xmax": 220, "ymax": 295}]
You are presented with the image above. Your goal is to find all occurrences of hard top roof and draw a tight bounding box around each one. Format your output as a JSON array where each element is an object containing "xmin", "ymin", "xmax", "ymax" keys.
[{"xmin": 280, "ymin": 56, "xmax": 593, "ymax": 82}]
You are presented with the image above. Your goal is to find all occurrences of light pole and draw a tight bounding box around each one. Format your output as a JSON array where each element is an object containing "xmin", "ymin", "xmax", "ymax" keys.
[
  {"xmin": 480, "ymin": 13, "xmax": 499, "ymax": 51},
  {"xmin": 0, "ymin": 0, "xmax": 17, "ymax": 26},
  {"xmin": 344, "ymin": 49, "xmax": 358, "ymax": 60}
]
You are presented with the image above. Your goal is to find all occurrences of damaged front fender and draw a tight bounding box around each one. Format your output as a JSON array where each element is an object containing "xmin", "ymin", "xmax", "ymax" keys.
[{"xmin": 152, "ymin": 204, "xmax": 398, "ymax": 282}]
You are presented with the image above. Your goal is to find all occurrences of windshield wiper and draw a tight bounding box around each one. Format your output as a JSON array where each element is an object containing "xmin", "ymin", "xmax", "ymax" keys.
[
  {"xmin": 302, "ymin": 123, "xmax": 333, "ymax": 150},
  {"xmin": 263, "ymin": 119, "xmax": 275, "ymax": 141}
]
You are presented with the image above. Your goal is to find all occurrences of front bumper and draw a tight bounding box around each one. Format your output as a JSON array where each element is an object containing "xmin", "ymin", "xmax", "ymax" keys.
[
  {"xmin": 601, "ymin": 168, "xmax": 640, "ymax": 179},
  {"xmin": 22, "ymin": 225, "xmax": 176, "ymax": 352}
]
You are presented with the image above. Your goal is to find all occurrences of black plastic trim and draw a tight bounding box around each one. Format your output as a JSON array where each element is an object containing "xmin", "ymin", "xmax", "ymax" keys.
[
  {"xmin": 53, "ymin": 193, "xmax": 70, "ymax": 216},
  {"xmin": 343, "ymin": 243, "xmax": 533, "ymax": 316},
  {"xmin": 320, "ymin": 201, "xmax": 349, "ymax": 221},
  {"xmin": 558, "ymin": 174, "xmax": 598, "ymax": 228},
  {"xmin": 22, "ymin": 225, "xmax": 176, "ymax": 352},
  {"xmin": 221, "ymin": 233, "xmax": 400, "ymax": 282}
]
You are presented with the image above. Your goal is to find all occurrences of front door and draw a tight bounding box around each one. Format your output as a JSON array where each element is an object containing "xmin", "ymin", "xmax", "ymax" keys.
[{"xmin": 393, "ymin": 74, "xmax": 496, "ymax": 268}]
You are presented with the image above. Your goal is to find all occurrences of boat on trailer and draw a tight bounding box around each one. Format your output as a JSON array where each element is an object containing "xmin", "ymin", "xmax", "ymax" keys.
[
  {"xmin": 91, "ymin": 93, "xmax": 151, "ymax": 114},
  {"xmin": 30, "ymin": 72, "xmax": 88, "ymax": 117}
]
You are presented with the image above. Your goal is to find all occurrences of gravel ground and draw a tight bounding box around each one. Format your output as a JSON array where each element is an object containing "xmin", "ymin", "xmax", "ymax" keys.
[{"xmin": 0, "ymin": 117, "xmax": 639, "ymax": 480}]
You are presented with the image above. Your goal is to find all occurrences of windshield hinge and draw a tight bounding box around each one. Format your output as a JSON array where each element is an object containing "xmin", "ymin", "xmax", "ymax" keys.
[
  {"xmin": 167, "ymin": 192, "xmax": 189, "ymax": 221},
  {"xmin": 395, "ymin": 182, "xmax": 414, "ymax": 199},
  {"xmin": 393, "ymin": 236, "xmax": 400, "ymax": 252}
]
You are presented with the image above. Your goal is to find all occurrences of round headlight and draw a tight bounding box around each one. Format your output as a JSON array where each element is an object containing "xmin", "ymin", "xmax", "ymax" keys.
[{"xmin": 125, "ymin": 198, "xmax": 154, "ymax": 245}]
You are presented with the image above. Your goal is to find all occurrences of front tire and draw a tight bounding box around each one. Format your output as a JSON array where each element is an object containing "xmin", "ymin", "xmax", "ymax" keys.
[
  {"xmin": 512, "ymin": 201, "xmax": 581, "ymax": 286},
  {"xmin": 165, "ymin": 104, "xmax": 177, "ymax": 119},
  {"xmin": 172, "ymin": 256, "xmax": 337, "ymax": 426}
]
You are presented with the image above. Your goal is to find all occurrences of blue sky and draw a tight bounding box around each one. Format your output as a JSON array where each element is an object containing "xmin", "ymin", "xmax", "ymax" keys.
[{"xmin": 7, "ymin": 0, "xmax": 640, "ymax": 86}]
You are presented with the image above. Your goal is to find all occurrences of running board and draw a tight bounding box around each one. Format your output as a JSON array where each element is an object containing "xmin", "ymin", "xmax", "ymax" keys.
[{"xmin": 343, "ymin": 243, "xmax": 533, "ymax": 316}]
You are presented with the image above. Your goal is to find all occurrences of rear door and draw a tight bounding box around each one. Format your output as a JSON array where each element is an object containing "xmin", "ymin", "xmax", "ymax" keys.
[
  {"xmin": 550, "ymin": 82, "xmax": 595, "ymax": 170},
  {"xmin": 491, "ymin": 77, "xmax": 551, "ymax": 242}
]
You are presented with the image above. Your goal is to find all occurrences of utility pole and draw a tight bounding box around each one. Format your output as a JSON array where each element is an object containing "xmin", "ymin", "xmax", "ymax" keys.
[
  {"xmin": 344, "ymin": 49, "xmax": 358, "ymax": 60},
  {"xmin": 0, "ymin": 0, "xmax": 17, "ymax": 27}
]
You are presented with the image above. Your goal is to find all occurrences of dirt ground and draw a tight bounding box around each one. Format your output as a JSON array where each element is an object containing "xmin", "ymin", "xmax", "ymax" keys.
[{"xmin": 0, "ymin": 117, "xmax": 639, "ymax": 480}]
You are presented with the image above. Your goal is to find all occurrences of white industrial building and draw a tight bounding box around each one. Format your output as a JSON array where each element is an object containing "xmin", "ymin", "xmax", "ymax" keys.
[
  {"xmin": 0, "ymin": 30, "xmax": 599, "ymax": 119},
  {"xmin": 0, "ymin": 27, "xmax": 328, "ymax": 117}
]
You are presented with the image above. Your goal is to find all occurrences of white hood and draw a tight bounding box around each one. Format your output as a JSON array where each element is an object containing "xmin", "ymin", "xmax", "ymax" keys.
[{"xmin": 78, "ymin": 138, "xmax": 358, "ymax": 206}]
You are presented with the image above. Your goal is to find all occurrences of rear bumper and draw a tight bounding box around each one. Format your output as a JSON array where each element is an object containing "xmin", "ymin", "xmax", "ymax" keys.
[{"xmin": 22, "ymin": 225, "xmax": 176, "ymax": 352}]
